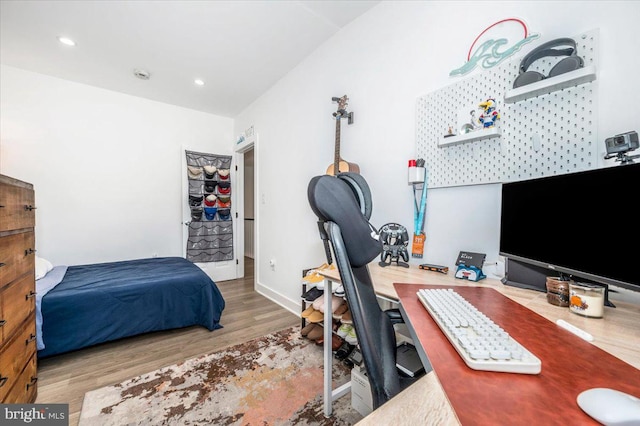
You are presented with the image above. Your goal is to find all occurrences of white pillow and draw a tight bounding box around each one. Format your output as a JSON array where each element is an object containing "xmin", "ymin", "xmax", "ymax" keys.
[{"xmin": 35, "ymin": 256, "xmax": 53, "ymax": 280}]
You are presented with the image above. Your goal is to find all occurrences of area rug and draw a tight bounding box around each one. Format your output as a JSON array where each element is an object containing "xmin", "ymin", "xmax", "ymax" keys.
[{"xmin": 79, "ymin": 327, "xmax": 364, "ymax": 425}]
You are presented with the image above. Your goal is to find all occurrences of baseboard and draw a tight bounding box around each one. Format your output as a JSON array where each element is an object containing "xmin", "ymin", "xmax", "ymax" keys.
[{"xmin": 255, "ymin": 280, "xmax": 301, "ymax": 316}]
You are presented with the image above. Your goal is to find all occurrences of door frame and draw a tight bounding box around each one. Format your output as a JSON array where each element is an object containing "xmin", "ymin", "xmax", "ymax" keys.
[{"xmin": 234, "ymin": 132, "xmax": 258, "ymax": 281}]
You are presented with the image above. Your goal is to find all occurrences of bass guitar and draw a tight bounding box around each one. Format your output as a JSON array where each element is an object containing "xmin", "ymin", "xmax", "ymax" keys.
[{"xmin": 326, "ymin": 95, "xmax": 360, "ymax": 175}]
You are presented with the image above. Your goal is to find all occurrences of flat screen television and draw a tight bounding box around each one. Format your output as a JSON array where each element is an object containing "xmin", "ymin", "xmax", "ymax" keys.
[{"xmin": 499, "ymin": 163, "xmax": 640, "ymax": 295}]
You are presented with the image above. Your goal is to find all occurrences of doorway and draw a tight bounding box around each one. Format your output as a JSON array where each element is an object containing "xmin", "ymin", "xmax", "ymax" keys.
[
  {"xmin": 234, "ymin": 131, "xmax": 257, "ymax": 282},
  {"xmin": 243, "ymin": 148, "xmax": 255, "ymax": 261}
]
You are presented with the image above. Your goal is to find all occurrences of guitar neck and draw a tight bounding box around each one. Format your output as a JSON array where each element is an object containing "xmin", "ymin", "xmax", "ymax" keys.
[{"xmin": 334, "ymin": 117, "xmax": 341, "ymax": 174}]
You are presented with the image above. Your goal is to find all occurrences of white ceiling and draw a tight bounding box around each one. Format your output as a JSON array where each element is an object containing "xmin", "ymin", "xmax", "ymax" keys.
[{"xmin": 0, "ymin": 0, "xmax": 379, "ymax": 118}]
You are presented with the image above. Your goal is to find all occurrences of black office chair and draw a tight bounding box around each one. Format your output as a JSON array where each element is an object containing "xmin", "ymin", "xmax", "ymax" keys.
[{"xmin": 307, "ymin": 172, "xmax": 417, "ymax": 409}]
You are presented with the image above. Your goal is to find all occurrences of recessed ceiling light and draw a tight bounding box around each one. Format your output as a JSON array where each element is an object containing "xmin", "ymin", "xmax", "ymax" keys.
[
  {"xmin": 58, "ymin": 36, "xmax": 76, "ymax": 46},
  {"xmin": 194, "ymin": 79, "xmax": 205, "ymax": 86}
]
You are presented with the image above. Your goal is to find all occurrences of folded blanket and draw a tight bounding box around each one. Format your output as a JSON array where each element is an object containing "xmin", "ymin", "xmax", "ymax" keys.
[{"xmin": 36, "ymin": 266, "xmax": 68, "ymax": 350}]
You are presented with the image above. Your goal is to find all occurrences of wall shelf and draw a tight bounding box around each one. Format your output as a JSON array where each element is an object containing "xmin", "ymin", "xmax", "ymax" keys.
[
  {"xmin": 504, "ymin": 65, "xmax": 597, "ymax": 104},
  {"xmin": 438, "ymin": 127, "xmax": 501, "ymax": 147}
]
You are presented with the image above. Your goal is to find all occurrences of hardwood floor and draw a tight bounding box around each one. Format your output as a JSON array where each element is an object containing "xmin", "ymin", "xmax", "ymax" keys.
[{"xmin": 35, "ymin": 258, "xmax": 299, "ymax": 426}]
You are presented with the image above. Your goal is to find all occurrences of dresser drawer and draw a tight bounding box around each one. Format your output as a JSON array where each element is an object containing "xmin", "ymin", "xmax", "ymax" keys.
[
  {"xmin": 2, "ymin": 353, "xmax": 37, "ymax": 404},
  {"xmin": 0, "ymin": 274, "xmax": 36, "ymax": 347},
  {"xmin": 0, "ymin": 232, "xmax": 36, "ymax": 289},
  {"xmin": 0, "ymin": 180, "xmax": 35, "ymax": 233},
  {"xmin": 0, "ymin": 315, "xmax": 36, "ymax": 402}
]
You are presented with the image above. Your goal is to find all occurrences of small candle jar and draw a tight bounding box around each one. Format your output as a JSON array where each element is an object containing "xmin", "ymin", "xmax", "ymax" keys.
[
  {"xmin": 569, "ymin": 282, "xmax": 605, "ymax": 318},
  {"xmin": 546, "ymin": 277, "xmax": 570, "ymax": 307}
]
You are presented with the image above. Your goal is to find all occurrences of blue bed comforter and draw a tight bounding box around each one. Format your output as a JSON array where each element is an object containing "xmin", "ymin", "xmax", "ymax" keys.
[{"xmin": 38, "ymin": 257, "xmax": 225, "ymax": 358}]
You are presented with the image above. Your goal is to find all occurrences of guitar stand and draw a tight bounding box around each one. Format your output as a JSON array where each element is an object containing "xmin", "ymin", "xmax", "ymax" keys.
[{"xmin": 331, "ymin": 96, "xmax": 354, "ymax": 125}]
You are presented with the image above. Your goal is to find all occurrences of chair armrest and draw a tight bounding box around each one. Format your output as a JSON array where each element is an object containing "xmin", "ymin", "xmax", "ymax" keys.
[{"xmin": 385, "ymin": 308, "xmax": 404, "ymax": 325}]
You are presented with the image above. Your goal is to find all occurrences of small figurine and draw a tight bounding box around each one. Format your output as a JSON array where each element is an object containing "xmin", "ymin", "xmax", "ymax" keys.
[
  {"xmin": 444, "ymin": 125, "xmax": 455, "ymax": 137},
  {"xmin": 478, "ymin": 98, "xmax": 500, "ymax": 128}
]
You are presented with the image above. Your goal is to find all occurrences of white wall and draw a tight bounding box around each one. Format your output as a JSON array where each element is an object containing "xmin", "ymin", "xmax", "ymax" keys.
[
  {"xmin": 0, "ymin": 65, "xmax": 234, "ymax": 266},
  {"xmin": 234, "ymin": 1, "xmax": 640, "ymax": 313}
]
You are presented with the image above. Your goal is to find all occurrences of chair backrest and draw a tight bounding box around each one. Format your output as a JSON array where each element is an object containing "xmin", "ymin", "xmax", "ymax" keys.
[
  {"xmin": 307, "ymin": 173, "xmax": 378, "ymax": 267},
  {"xmin": 307, "ymin": 173, "xmax": 401, "ymax": 409}
]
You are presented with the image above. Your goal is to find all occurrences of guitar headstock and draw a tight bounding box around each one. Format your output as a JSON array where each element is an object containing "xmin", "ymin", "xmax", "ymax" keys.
[{"xmin": 332, "ymin": 95, "xmax": 349, "ymax": 118}]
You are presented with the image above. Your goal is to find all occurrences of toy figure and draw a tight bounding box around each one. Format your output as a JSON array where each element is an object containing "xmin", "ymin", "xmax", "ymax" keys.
[
  {"xmin": 444, "ymin": 125, "xmax": 455, "ymax": 137},
  {"xmin": 478, "ymin": 98, "xmax": 500, "ymax": 128}
]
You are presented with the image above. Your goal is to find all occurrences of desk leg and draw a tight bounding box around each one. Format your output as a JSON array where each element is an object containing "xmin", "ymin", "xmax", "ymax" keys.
[
  {"xmin": 323, "ymin": 278, "xmax": 352, "ymax": 418},
  {"xmin": 323, "ymin": 278, "xmax": 333, "ymax": 417}
]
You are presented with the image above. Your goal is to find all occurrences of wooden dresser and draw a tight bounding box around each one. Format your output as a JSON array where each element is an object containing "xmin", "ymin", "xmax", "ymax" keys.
[{"xmin": 0, "ymin": 174, "xmax": 38, "ymax": 403}]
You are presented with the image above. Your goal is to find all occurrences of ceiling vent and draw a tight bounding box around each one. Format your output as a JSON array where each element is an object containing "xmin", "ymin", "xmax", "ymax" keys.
[{"xmin": 133, "ymin": 69, "xmax": 151, "ymax": 80}]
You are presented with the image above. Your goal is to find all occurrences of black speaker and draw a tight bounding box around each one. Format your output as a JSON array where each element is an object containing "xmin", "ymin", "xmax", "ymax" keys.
[
  {"xmin": 513, "ymin": 38, "xmax": 584, "ymax": 88},
  {"xmin": 501, "ymin": 258, "xmax": 549, "ymax": 292}
]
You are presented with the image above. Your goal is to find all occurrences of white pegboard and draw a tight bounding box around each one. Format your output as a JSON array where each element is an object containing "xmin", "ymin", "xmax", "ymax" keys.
[{"xmin": 416, "ymin": 29, "xmax": 599, "ymax": 188}]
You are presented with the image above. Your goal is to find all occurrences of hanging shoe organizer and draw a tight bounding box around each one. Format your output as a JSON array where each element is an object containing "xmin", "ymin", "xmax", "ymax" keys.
[{"xmin": 185, "ymin": 150, "xmax": 233, "ymax": 263}]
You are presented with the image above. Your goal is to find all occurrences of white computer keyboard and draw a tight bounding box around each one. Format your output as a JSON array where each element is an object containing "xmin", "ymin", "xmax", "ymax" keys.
[{"xmin": 417, "ymin": 288, "xmax": 541, "ymax": 375}]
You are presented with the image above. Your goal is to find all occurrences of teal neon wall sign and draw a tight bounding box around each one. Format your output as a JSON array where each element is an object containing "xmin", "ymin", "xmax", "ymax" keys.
[{"xmin": 450, "ymin": 18, "xmax": 539, "ymax": 77}]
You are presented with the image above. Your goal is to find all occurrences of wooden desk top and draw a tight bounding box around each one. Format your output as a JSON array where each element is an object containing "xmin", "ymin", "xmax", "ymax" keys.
[
  {"xmin": 348, "ymin": 263, "xmax": 640, "ymax": 425},
  {"xmin": 396, "ymin": 284, "xmax": 640, "ymax": 425},
  {"xmin": 318, "ymin": 262, "xmax": 461, "ymax": 300}
]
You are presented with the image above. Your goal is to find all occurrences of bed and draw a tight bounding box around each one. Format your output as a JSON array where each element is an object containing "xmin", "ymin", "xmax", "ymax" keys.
[{"xmin": 36, "ymin": 256, "xmax": 225, "ymax": 358}]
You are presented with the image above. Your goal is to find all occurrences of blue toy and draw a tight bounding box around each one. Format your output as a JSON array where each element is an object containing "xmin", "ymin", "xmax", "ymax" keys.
[{"xmin": 478, "ymin": 98, "xmax": 500, "ymax": 128}]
